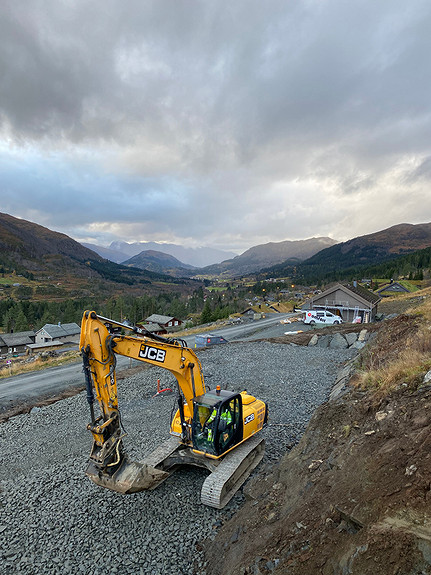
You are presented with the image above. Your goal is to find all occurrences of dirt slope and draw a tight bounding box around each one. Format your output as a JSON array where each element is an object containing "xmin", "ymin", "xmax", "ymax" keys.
[
  {"xmin": 205, "ymin": 315, "xmax": 431, "ymax": 575},
  {"xmin": 205, "ymin": 385, "xmax": 431, "ymax": 575}
]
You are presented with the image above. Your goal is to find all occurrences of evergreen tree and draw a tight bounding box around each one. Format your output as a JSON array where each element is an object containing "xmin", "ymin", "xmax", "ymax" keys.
[
  {"xmin": 15, "ymin": 305, "xmax": 28, "ymax": 331},
  {"xmin": 63, "ymin": 300, "xmax": 77, "ymax": 323},
  {"xmin": 3, "ymin": 309, "xmax": 14, "ymax": 333},
  {"xmin": 200, "ymin": 300, "xmax": 213, "ymax": 324}
]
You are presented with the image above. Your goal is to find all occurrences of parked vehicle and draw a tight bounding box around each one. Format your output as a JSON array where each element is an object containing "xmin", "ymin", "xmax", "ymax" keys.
[
  {"xmin": 303, "ymin": 310, "xmax": 343, "ymax": 325},
  {"xmin": 195, "ymin": 334, "xmax": 229, "ymax": 348}
]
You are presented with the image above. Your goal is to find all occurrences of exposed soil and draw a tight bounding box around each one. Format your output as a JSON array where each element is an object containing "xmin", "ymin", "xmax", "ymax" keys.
[{"xmin": 205, "ymin": 314, "xmax": 431, "ymax": 575}]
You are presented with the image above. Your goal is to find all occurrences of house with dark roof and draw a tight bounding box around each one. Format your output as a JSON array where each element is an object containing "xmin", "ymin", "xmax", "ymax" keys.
[
  {"xmin": 138, "ymin": 322, "xmax": 168, "ymax": 336},
  {"xmin": 35, "ymin": 322, "xmax": 81, "ymax": 345},
  {"xmin": 0, "ymin": 331, "xmax": 35, "ymax": 355},
  {"xmin": 143, "ymin": 314, "xmax": 184, "ymax": 334},
  {"xmin": 302, "ymin": 282, "xmax": 381, "ymax": 323},
  {"xmin": 240, "ymin": 308, "xmax": 265, "ymax": 321}
]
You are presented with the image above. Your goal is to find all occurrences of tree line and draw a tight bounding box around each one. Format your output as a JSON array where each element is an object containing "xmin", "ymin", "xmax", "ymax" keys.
[
  {"xmin": 0, "ymin": 285, "xmax": 249, "ymax": 334},
  {"xmin": 278, "ymin": 246, "xmax": 431, "ymax": 286}
]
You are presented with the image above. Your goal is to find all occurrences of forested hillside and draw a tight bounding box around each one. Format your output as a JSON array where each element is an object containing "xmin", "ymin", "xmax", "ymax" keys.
[{"xmin": 265, "ymin": 223, "xmax": 431, "ymax": 283}]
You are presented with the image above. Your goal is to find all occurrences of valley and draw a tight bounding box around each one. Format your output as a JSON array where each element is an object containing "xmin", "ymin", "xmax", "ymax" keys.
[{"xmin": 2, "ymin": 211, "xmax": 431, "ymax": 344}]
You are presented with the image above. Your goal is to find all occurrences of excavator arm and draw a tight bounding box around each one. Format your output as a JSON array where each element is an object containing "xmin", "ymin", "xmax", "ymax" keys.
[
  {"xmin": 80, "ymin": 310, "xmax": 205, "ymax": 433},
  {"xmin": 80, "ymin": 311, "xmax": 206, "ymax": 470}
]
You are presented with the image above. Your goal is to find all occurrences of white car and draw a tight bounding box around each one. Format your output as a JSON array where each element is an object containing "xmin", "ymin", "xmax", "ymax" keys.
[{"xmin": 303, "ymin": 310, "xmax": 343, "ymax": 325}]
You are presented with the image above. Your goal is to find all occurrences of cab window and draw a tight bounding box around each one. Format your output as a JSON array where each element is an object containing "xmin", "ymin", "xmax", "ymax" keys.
[{"xmin": 217, "ymin": 397, "xmax": 241, "ymax": 454}]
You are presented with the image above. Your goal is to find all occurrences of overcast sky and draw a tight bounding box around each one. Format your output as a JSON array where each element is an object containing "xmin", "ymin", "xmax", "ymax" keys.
[{"xmin": 1, "ymin": 0, "xmax": 431, "ymax": 254}]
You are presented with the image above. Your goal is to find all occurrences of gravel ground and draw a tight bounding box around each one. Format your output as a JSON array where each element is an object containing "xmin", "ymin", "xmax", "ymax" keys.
[{"xmin": 0, "ymin": 341, "xmax": 355, "ymax": 575}]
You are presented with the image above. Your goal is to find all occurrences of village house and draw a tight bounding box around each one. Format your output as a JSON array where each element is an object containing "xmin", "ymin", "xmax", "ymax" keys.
[
  {"xmin": 377, "ymin": 281, "xmax": 412, "ymax": 297},
  {"xmin": 240, "ymin": 308, "xmax": 265, "ymax": 321},
  {"xmin": 140, "ymin": 314, "xmax": 184, "ymax": 335},
  {"xmin": 302, "ymin": 282, "xmax": 381, "ymax": 323},
  {"xmin": 0, "ymin": 331, "xmax": 36, "ymax": 355},
  {"xmin": 35, "ymin": 322, "xmax": 81, "ymax": 345}
]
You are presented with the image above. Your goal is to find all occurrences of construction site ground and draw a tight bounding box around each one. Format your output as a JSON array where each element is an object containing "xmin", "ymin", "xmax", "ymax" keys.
[{"xmin": 3, "ymin": 293, "xmax": 431, "ymax": 574}]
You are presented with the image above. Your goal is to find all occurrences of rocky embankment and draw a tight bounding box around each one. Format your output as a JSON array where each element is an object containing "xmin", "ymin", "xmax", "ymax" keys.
[{"xmin": 307, "ymin": 327, "xmax": 371, "ymax": 350}]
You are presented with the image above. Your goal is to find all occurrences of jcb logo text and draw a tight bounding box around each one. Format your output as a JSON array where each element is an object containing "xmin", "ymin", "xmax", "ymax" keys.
[
  {"xmin": 139, "ymin": 345, "xmax": 166, "ymax": 363},
  {"xmin": 244, "ymin": 413, "xmax": 255, "ymax": 425}
]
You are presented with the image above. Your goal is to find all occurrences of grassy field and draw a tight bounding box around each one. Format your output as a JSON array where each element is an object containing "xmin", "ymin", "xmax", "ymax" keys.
[{"xmin": 0, "ymin": 350, "xmax": 81, "ymax": 379}]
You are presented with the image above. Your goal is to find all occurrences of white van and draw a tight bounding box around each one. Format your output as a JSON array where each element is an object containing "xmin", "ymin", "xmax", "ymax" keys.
[{"xmin": 303, "ymin": 310, "xmax": 343, "ymax": 325}]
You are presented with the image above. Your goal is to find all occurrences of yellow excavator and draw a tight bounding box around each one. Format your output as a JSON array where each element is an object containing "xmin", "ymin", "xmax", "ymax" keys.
[{"xmin": 80, "ymin": 311, "xmax": 268, "ymax": 508}]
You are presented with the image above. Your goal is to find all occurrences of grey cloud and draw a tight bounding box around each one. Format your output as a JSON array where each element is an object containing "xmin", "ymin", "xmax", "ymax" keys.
[
  {"xmin": 1, "ymin": 1, "xmax": 431, "ymax": 250},
  {"xmin": 2, "ymin": 1, "xmax": 427, "ymax": 153}
]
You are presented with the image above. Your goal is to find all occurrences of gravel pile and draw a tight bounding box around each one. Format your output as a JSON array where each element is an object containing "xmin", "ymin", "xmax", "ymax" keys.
[{"xmin": 0, "ymin": 341, "xmax": 355, "ymax": 574}]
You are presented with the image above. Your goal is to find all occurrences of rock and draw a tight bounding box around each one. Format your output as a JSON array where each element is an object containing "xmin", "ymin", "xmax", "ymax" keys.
[
  {"xmin": 350, "ymin": 341, "xmax": 365, "ymax": 350},
  {"xmin": 424, "ymin": 370, "xmax": 431, "ymax": 384},
  {"xmin": 308, "ymin": 460, "xmax": 323, "ymax": 472},
  {"xmin": 344, "ymin": 332, "xmax": 358, "ymax": 347},
  {"xmin": 358, "ymin": 329, "xmax": 368, "ymax": 342},
  {"xmin": 329, "ymin": 379, "xmax": 349, "ymax": 401},
  {"xmin": 329, "ymin": 333, "xmax": 348, "ymax": 349},
  {"xmin": 308, "ymin": 334, "xmax": 318, "ymax": 346},
  {"xmin": 316, "ymin": 335, "xmax": 331, "ymax": 348}
]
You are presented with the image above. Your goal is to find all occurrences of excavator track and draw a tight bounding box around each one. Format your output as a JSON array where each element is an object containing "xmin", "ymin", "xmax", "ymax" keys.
[
  {"xmin": 200, "ymin": 435, "xmax": 265, "ymax": 509},
  {"xmin": 86, "ymin": 436, "xmax": 264, "ymax": 505}
]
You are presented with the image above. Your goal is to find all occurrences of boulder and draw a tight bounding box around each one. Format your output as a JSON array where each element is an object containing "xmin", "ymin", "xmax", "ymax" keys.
[
  {"xmin": 316, "ymin": 335, "xmax": 331, "ymax": 348},
  {"xmin": 308, "ymin": 334, "xmax": 319, "ymax": 347},
  {"xmin": 344, "ymin": 332, "xmax": 358, "ymax": 347},
  {"xmin": 329, "ymin": 333, "xmax": 349, "ymax": 349}
]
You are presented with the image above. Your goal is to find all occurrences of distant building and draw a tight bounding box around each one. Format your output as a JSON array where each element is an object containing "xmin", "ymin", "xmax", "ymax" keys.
[
  {"xmin": 377, "ymin": 281, "xmax": 411, "ymax": 296},
  {"xmin": 0, "ymin": 331, "xmax": 35, "ymax": 355},
  {"xmin": 240, "ymin": 308, "xmax": 265, "ymax": 321},
  {"xmin": 302, "ymin": 282, "xmax": 381, "ymax": 323},
  {"xmin": 138, "ymin": 322, "xmax": 167, "ymax": 336},
  {"xmin": 35, "ymin": 322, "xmax": 81, "ymax": 345},
  {"xmin": 141, "ymin": 314, "xmax": 184, "ymax": 334}
]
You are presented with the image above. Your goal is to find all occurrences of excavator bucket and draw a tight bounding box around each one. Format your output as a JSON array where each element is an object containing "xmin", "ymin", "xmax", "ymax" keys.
[{"xmin": 86, "ymin": 458, "xmax": 171, "ymax": 494}]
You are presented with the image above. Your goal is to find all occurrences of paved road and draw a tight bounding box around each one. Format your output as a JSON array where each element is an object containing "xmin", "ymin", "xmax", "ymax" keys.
[
  {"xmin": 182, "ymin": 312, "xmax": 304, "ymax": 346},
  {"xmin": 0, "ymin": 313, "xmax": 306, "ymax": 408},
  {"xmin": 212, "ymin": 312, "xmax": 306, "ymax": 342},
  {"xmin": 0, "ymin": 355, "xmax": 138, "ymax": 408}
]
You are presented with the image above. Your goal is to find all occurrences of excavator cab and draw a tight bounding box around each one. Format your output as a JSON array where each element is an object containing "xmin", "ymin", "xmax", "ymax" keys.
[{"xmin": 192, "ymin": 389, "xmax": 243, "ymax": 456}]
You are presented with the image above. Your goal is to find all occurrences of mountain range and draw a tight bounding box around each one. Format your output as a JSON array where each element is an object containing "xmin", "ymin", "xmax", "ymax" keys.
[
  {"xmin": 2, "ymin": 212, "xmax": 431, "ymax": 288},
  {"xmin": 202, "ymin": 237, "xmax": 338, "ymax": 277},
  {"xmin": 83, "ymin": 240, "xmax": 236, "ymax": 267},
  {"xmin": 122, "ymin": 250, "xmax": 195, "ymax": 277},
  {"xmin": 0, "ymin": 212, "xmax": 194, "ymax": 294},
  {"xmin": 86, "ymin": 236, "xmax": 339, "ymax": 277}
]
